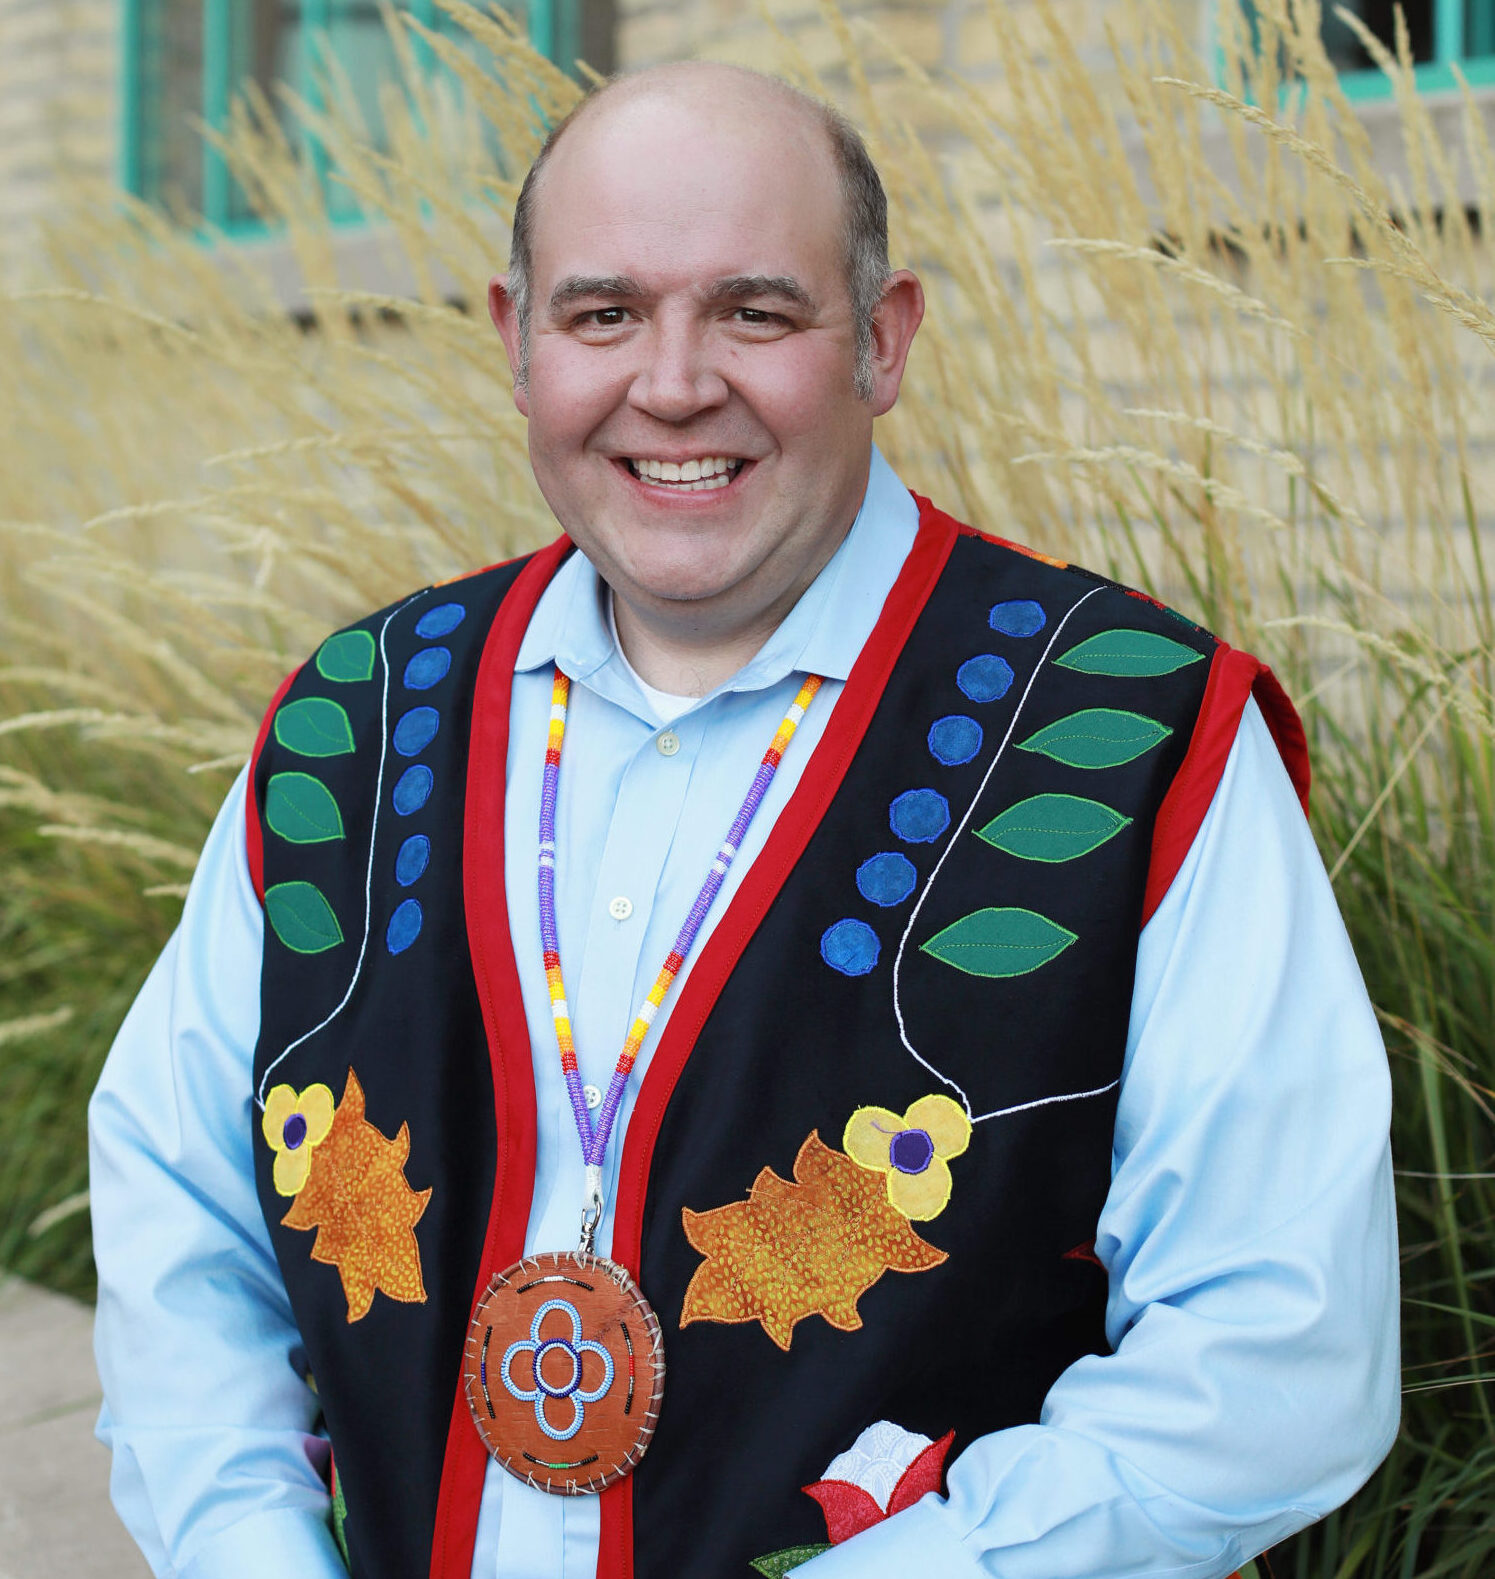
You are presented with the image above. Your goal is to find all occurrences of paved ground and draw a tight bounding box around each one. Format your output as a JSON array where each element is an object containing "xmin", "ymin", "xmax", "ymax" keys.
[{"xmin": 0, "ymin": 1277, "xmax": 150, "ymax": 1579}]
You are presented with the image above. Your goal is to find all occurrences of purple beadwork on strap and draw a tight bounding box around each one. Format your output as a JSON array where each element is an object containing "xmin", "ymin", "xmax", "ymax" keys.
[{"xmin": 538, "ymin": 667, "xmax": 821, "ymax": 1173}]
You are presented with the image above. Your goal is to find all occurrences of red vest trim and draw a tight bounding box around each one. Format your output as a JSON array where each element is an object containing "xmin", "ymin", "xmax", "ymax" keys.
[
  {"xmin": 428, "ymin": 536, "xmax": 573, "ymax": 1579},
  {"xmin": 246, "ymin": 663, "xmax": 304, "ymax": 904},
  {"xmin": 1141, "ymin": 644, "xmax": 1310, "ymax": 927},
  {"xmin": 597, "ymin": 503, "xmax": 960, "ymax": 1579}
]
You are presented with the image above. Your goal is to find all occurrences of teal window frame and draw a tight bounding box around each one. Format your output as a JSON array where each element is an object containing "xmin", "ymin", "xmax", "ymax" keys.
[
  {"xmin": 1337, "ymin": 0, "xmax": 1495, "ymax": 100},
  {"xmin": 1214, "ymin": 0, "xmax": 1495, "ymax": 104},
  {"xmin": 118, "ymin": 0, "xmax": 581, "ymax": 236}
]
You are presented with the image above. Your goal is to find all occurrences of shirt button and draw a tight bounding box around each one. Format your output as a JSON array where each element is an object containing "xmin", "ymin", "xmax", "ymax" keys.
[
  {"xmin": 656, "ymin": 730, "xmax": 681, "ymax": 756},
  {"xmin": 608, "ymin": 895, "xmax": 634, "ymax": 921},
  {"xmin": 583, "ymin": 1084, "xmax": 602, "ymax": 1110}
]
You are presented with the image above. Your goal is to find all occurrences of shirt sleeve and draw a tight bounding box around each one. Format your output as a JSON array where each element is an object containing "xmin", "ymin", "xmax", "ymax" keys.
[
  {"xmin": 793, "ymin": 698, "xmax": 1401, "ymax": 1579},
  {"xmin": 89, "ymin": 768, "xmax": 347, "ymax": 1579}
]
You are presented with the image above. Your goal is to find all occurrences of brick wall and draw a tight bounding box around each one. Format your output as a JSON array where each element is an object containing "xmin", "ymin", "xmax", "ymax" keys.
[
  {"xmin": 0, "ymin": 0, "xmax": 118, "ymax": 288},
  {"xmin": 0, "ymin": 0, "xmax": 1212, "ymax": 288},
  {"xmin": 611, "ymin": 0, "xmax": 1200, "ymax": 109},
  {"xmin": 2, "ymin": 0, "xmax": 1487, "ymax": 554}
]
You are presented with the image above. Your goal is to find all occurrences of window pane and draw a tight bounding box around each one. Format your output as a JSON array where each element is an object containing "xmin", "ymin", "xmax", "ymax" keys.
[
  {"xmin": 136, "ymin": 0, "xmax": 204, "ymax": 214},
  {"xmin": 1469, "ymin": 0, "xmax": 1495, "ymax": 57},
  {"xmin": 247, "ymin": 2, "xmax": 300, "ymax": 117},
  {"xmin": 225, "ymin": 1, "xmax": 301, "ymax": 227},
  {"xmin": 1320, "ymin": 0, "xmax": 1434, "ymax": 71},
  {"xmin": 127, "ymin": 0, "xmax": 617, "ymax": 228},
  {"xmin": 578, "ymin": 0, "xmax": 616, "ymax": 76},
  {"xmin": 318, "ymin": 2, "xmax": 426, "ymax": 220},
  {"xmin": 326, "ymin": 0, "xmax": 403, "ymax": 144}
]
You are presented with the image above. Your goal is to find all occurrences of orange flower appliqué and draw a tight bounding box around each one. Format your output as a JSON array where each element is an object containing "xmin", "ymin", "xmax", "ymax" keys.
[
  {"xmin": 680, "ymin": 1133, "xmax": 946, "ymax": 1350},
  {"xmin": 280, "ymin": 1068, "xmax": 430, "ymax": 1322},
  {"xmin": 843, "ymin": 1094, "xmax": 971, "ymax": 1221},
  {"xmin": 262, "ymin": 1081, "xmax": 335, "ymax": 1196}
]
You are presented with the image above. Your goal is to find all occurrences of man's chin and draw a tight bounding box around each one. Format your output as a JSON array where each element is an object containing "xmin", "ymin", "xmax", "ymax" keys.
[
  {"xmin": 576, "ymin": 519, "xmax": 769, "ymax": 615},
  {"xmin": 613, "ymin": 563, "xmax": 747, "ymax": 612}
]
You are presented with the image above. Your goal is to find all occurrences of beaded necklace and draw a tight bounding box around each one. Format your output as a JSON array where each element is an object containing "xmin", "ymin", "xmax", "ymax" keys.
[{"xmin": 463, "ymin": 662, "xmax": 823, "ymax": 1495}]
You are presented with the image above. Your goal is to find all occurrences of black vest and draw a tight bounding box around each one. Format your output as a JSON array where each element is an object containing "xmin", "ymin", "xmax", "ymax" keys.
[{"xmin": 250, "ymin": 502, "xmax": 1232, "ymax": 1579}]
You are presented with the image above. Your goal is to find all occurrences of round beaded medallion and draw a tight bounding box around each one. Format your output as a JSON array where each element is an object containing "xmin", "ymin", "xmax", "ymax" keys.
[{"xmin": 463, "ymin": 1250, "xmax": 665, "ymax": 1495}]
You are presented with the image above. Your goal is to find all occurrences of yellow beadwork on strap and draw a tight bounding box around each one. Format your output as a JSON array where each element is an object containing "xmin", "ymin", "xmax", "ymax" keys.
[{"xmin": 540, "ymin": 667, "xmax": 822, "ymax": 1167}]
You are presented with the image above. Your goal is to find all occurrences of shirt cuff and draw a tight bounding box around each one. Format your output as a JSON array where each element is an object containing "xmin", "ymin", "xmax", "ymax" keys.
[
  {"xmin": 179, "ymin": 1507, "xmax": 345, "ymax": 1579},
  {"xmin": 789, "ymin": 1496, "xmax": 985, "ymax": 1579}
]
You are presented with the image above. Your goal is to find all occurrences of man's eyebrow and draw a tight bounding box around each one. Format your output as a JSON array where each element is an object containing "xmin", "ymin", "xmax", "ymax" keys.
[
  {"xmin": 705, "ymin": 275, "xmax": 816, "ymax": 311},
  {"xmin": 547, "ymin": 275, "xmax": 647, "ymax": 313}
]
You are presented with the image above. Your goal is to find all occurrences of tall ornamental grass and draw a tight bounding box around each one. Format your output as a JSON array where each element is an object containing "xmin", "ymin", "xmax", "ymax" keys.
[{"xmin": 2, "ymin": 0, "xmax": 1491, "ymax": 1570}]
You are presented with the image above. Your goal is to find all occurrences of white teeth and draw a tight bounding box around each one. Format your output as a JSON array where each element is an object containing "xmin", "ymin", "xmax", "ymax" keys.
[{"xmin": 628, "ymin": 456, "xmax": 743, "ymax": 487}]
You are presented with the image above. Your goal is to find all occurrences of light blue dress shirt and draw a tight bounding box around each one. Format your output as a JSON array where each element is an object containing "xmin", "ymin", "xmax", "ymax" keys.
[{"xmin": 89, "ymin": 449, "xmax": 1398, "ymax": 1579}]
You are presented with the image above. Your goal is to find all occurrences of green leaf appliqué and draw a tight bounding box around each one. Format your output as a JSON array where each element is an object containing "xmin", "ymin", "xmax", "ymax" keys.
[
  {"xmin": 750, "ymin": 1547, "xmax": 832, "ymax": 1579},
  {"xmin": 921, "ymin": 907, "xmax": 1077, "ymax": 978},
  {"xmin": 976, "ymin": 793, "xmax": 1131, "ymax": 862},
  {"xmin": 1055, "ymin": 628, "xmax": 1205, "ymax": 676},
  {"xmin": 1017, "ymin": 708, "xmax": 1170, "ymax": 769},
  {"xmin": 265, "ymin": 881, "xmax": 344, "ymax": 954},
  {"xmin": 265, "ymin": 772, "xmax": 345, "ymax": 844},
  {"xmin": 316, "ymin": 629, "xmax": 377, "ymax": 683},
  {"xmin": 274, "ymin": 696, "xmax": 356, "ymax": 758},
  {"xmin": 331, "ymin": 1460, "xmax": 350, "ymax": 1568}
]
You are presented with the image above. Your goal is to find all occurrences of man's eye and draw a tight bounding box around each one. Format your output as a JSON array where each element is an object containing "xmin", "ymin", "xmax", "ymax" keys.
[
  {"xmin": 585, "ymin": 308, "xmax": 628, "ymax": 327},
  {"xmin": 735, "ymin": 308, "xmax": 778, "ymax": 325}
]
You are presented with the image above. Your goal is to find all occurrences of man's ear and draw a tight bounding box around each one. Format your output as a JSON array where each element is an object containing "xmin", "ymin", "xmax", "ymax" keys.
[
  {"xmin": 865, "ymin": 269, "xmax": 925, "ymax": 417},
  {"xmin": 487, "ymin": 275, "xmax": 529, "ymax": 416}
]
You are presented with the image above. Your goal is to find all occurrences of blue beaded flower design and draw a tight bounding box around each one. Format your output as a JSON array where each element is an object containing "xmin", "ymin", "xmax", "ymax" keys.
[{"xmin": 500, "ymin": 1298, "xmax": 616, "ymax": 1441}]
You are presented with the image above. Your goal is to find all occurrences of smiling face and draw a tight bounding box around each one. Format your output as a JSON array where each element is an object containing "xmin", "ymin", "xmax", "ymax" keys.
[{"xmin": 490, "ymin": 70, "xmax": 922, "ymax": 668}]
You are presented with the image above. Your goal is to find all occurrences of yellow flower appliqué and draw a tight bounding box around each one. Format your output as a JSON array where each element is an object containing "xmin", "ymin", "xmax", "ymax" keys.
[
  {"xmin": 843, "ymin": 1094, "xmax": 972, "ymax": 1221},
  {"xmin": 262, "ymin": 1082, "xmax": 335, "ymax": 1196}
]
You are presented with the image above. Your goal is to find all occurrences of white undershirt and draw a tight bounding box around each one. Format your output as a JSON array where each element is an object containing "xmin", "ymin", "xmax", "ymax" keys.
[{"xmin": 605, "ymin": 588, "xmax": 700, "ymax": 724}]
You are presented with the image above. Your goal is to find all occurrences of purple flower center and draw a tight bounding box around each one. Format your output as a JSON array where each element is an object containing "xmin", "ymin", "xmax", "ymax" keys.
[
  {"xmin": 282, "ymin": 1113, "xmax": 308, "ymax": 1150},
  {"xmin": 534, "ymin": 1338, "xmax": 582, "ymax": 1399},
  {"xmin": 890, "ymin": 1127, "xmax": 934, "ymax": 1175}
]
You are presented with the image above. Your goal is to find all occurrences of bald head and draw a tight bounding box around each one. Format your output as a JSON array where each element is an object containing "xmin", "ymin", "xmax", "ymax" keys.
[
  {"xmin": 548, "ymin": 60, "xmax": 830, "ymax": 141},
  {"xmin": 505, "ymin": 63, "xmax": 891, "ymax": 398}
]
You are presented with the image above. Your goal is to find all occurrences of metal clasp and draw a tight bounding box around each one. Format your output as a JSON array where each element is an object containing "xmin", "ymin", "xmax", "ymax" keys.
[{"xmin": 578, "ymin": 1164, "xmax": 605, "ymax": 1256}]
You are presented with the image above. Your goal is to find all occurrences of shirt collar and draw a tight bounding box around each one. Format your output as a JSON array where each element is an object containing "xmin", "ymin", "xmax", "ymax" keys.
[{"xmin": 515, "ymin": 446, "xmax": 920, "ymax": 709}]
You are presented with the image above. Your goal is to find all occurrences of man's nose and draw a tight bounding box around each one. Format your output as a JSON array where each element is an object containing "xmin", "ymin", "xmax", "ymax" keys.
[{"xmin": 627, "ymin": 317, "xmax": 729, "ymax": 422}]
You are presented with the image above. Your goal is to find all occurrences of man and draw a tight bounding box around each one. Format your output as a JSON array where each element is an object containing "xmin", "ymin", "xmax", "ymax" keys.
[{"xmin": 90, "ymin": 62, "xmax": 1398, "ymax": 1579}]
